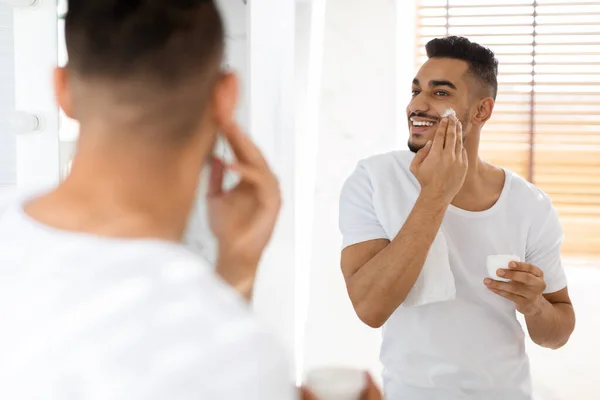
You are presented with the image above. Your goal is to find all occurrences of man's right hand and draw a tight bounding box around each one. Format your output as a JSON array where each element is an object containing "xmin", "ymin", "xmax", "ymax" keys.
[
  {"xmin": 207, "ymin": 121, "xmax": 281, "ymax": 299},
  {"xmin": 409, "ymin": 116, "xmax": 468, "ymax": 203}
]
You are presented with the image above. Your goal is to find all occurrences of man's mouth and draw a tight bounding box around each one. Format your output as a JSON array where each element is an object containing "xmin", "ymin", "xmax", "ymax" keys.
[{"xmin": 410, "ymin": 117, "xmax": 437, "ymax": 128}]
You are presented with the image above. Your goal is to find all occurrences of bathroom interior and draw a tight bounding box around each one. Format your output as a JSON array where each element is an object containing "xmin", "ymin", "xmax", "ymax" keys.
[{"xmin": 1, "ymin": 0, "xmax": 599, "ymax": 398}]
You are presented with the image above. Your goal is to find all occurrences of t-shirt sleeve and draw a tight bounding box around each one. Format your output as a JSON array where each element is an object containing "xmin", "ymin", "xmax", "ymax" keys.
[
  {"xmin": 339, "ymin": 162, "xmax": 389, "ymax": 249},
  {"xmin": 525, "ymin": 200, "xmax": 568, "ymax": 294}
]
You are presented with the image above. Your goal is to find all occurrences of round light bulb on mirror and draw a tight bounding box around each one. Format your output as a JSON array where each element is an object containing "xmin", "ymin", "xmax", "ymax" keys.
[
  {"xmin": 0, "ymin": 0, "xmax": 38, "ymax": 7},
  {"xmin": 9, "ymin": 111, "xmax": 43, "ymax": 135}
]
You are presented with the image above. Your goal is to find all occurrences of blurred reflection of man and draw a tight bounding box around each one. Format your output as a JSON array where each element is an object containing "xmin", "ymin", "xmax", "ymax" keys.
[
  {"xmin": 0, "ymin": 1, "xmax": 293, "ymax": 398},
  {"xmin": 339, "ymin": 36, "xmax": 575, "ymax": 400}
]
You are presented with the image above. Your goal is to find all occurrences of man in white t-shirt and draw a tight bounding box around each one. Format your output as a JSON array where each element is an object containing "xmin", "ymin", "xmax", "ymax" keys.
[
  {"xmin": 0, "ymin": 1, "xmax": 294, "ymax": 398},
  {"xmin": 339, "ymin": 36, "xmax": 576, "ymax": 399}
]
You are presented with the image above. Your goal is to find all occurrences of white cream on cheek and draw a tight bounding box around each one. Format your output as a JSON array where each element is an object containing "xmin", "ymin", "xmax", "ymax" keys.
[{"xmin": 441, "ymin": 108, "xmax": 456, "ymax": 118}]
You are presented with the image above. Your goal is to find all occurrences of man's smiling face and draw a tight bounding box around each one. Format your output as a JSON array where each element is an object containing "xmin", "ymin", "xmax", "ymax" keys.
[{"xmin": 406, "ymin": 57, "xmax": 472, "ymax": 153}]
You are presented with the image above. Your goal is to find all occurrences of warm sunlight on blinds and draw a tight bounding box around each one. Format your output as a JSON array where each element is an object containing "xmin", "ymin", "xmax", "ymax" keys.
[{"xmin": 415, "ymin": 0, "xmax": 600, "ymax": 261}]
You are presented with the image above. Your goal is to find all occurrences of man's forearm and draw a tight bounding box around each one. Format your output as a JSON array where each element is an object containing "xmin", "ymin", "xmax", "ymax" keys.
[
  {"xmin": 347, "ymin": 192, "xmax": 449, "ymax": 327},
  {"xmin": 525, "ymin": 298, "xmax": 575, "ymax": 349}
]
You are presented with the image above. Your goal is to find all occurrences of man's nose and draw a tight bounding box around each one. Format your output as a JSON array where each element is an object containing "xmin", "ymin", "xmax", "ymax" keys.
[{"xmin": 408, "ymin": 93, "xmax": 429, "ymax": 116}]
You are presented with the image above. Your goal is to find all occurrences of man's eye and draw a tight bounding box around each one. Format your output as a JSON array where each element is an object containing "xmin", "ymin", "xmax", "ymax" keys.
[
  {"xmin": 411, "ymin": 90, "xmax": 420, "ymax": 97},
  {"xmin": 435, "ymin": 91, "xmax": 449, "ymax": 96}
]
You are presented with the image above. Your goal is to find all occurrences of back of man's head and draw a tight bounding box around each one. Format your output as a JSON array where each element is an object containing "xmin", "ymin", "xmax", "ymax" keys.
[{"xmin": 62, "ymin": 0, "xmax": 226, "ymax": 143}]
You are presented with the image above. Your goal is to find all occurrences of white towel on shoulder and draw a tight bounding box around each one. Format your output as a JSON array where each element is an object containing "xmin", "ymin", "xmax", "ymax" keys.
[{"xmin": 359, "ymin": 150, "xmax": 456, "ymax": 307}]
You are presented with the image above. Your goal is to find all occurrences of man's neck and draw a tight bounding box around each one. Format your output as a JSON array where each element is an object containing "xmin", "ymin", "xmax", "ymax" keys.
[
  {"xmin": 26, "ymin": 139, "xmax": 202, "ymax": 242},
  {"xmin": 462, "ymin": 155, "xmax": 488, "ymax": 190},
  {"xmin": 451, "ymin": 136, "xmax": 505, "ymax": 212},
  {"xmin": 457, "ymin": 131, "xmax": 488, "ymax": 187}
]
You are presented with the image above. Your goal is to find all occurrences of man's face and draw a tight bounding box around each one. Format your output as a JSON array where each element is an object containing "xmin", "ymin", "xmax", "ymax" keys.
[{"xmin": 406, "ymin": 58, "xmax": 473, "ymax": 153}]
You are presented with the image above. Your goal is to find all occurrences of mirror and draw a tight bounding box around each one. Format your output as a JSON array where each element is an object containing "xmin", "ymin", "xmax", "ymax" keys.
[{"xmin": 306, "ymin": 1, "xmax": 600, "ymax": 399}]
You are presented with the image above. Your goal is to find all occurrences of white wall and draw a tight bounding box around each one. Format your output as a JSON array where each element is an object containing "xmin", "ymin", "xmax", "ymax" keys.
[
  {"xmin": 294, "ymin": 0, "xmax": 327, "ymax": 382},
  {"xmin": 13, "ymin": 1, "xmax": 60, "ymax": 192},
  {"xmin": 293, "ymin": 1, "xmax": 312, "ymax": 382},
  {"xmin": 302, "ymin": 0, "xmax": 401, "ymax": 380},
  {"xmin": 396, "ymin": 0, "xmax": 417, "ymax": 149},
  {"xmin": 1, "ymin": 2, "xmax": 60, "ymax": 195},
  {"xmin": 0, "ymin": 5, "xmax": 16, "ymax": 199},
  {"xmin": 247, "ymin": 0, "xmax": 298, "ymax": 380}
]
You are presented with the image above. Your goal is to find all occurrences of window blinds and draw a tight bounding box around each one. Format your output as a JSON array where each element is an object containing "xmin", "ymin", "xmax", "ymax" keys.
[{"xmin": 415, "ymin": 0, "xmax": 600, "ymax": 261}]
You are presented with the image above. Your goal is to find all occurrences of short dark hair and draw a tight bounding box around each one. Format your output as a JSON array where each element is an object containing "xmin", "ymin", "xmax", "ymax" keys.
[
  {"xmin": 64, "ymin": 0, "xmax": 225, "ymax": 139},
  {"xmin": 426, "ymin": 36, "xmax": 499, "ymax": 100}
]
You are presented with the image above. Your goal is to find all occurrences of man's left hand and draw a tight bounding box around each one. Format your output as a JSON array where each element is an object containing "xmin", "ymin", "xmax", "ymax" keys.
[{"xmin": 484, "ymin": 261, "xmax": 547, "ymax": 316}]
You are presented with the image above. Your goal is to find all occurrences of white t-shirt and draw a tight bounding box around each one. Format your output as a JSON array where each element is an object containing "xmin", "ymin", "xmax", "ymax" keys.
[
  {"xmin": 339, "ymin": 151, "xmax": 568, "ymax": 400},
  {"xmin": 0, "ymin": 197, "xmax": 296, "ymax": 400}
]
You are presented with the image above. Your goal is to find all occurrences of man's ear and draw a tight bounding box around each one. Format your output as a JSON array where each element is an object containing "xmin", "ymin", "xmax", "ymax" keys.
[
  {"xmin": 472, "ymin": 97, "xmax": 494, "ymax": 125},
  {"xmin": 53, "ymin": 66, "xmax": 76, "ymax": 119},
  {"xmin": 211, "ymin": 71, "xmax": 239, "ymax": 129}
]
